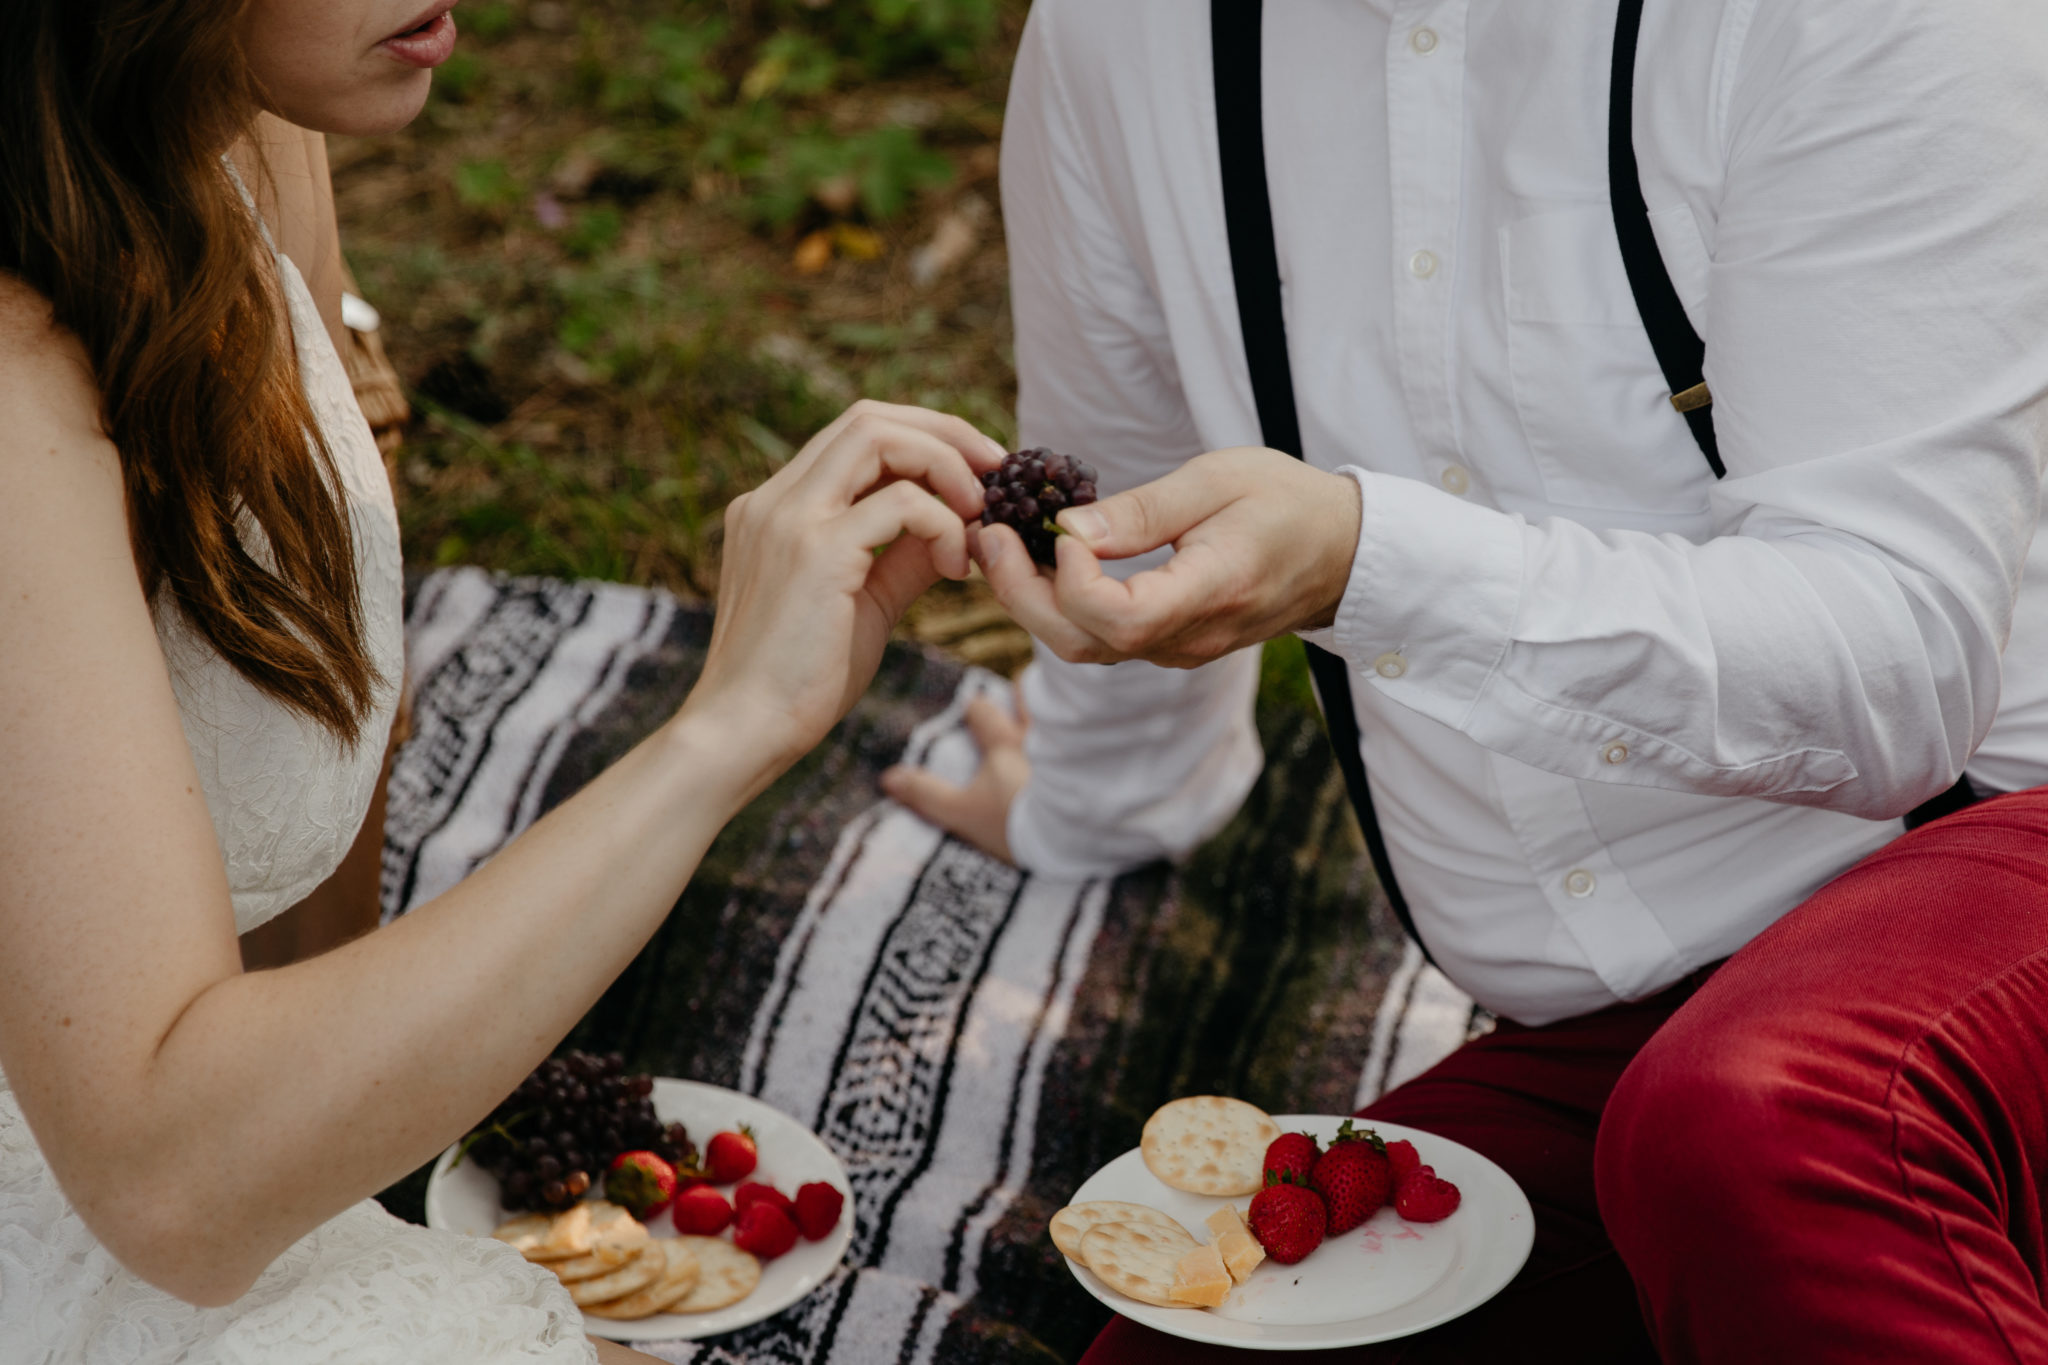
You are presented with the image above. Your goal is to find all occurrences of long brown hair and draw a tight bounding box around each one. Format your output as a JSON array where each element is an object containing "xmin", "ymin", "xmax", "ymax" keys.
[{"xmin": 0, "ymin": 0, "xmax": 376, "ymax": 743}]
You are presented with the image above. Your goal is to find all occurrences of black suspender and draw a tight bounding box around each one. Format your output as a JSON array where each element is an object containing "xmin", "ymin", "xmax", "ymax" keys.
[
  {"xmin": 1211, "ymin": 0, "xmax": 1975, "ymax": 951},
  {"xmin": 1211, "ymin": 0, "xmax": 1433, "ymax": 961},
  {"xmin": 1610, "ymin": 0, "xmax": 1723, "ymax": 476}
]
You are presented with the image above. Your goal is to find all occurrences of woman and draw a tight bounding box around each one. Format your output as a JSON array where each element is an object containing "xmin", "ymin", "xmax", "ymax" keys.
[{"xmin": 0, "ymin": 1, "xmax": 1002, "ymax": 1361}]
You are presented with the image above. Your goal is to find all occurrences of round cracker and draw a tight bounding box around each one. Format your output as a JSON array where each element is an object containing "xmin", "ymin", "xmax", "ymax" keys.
[
  {"xmin": 538, "ymin": 1202, "xmax": 596, "ymax": 1258},
  {"xmin": 668, "ymin": 1235, "xmax": 762, "ymax": 1313},
  {"xmin": 567, "ymin": 1242, "xmax": 667, "ymax": 1306},
  {"xmin": 582, "ymin": 1239, "xmax": 703, "ymax": 1320},
  {"xmin": 1077, "ymin": 1221, "xmax": 1199, "ymax": 1309},
  {"xmin": 491, "ymin": 1214, "xmax": 555, "ymax": 1258},
  {"xmin": 545, "ymin": 1207, "xmax": 653, "ymax": 1280},
  {"xmin": 1049, "ymin": 1202, "xmax": 1187, "ymax": 1260},
  {"xmin": 1139, "ymin": 1095, "xmax": 1279, "ymax": 1196}
]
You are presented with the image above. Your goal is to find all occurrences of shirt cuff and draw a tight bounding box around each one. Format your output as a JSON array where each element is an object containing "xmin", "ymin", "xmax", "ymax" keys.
[{"xmin": 1326, "ymin": 466, "xmax": 1526, "ymax": 731}]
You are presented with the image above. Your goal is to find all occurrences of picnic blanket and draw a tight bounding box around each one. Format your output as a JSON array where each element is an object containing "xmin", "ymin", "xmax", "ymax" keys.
[{"xmin": 375, "ymin": 567, "xmax": 1484, "ymax": 1365}]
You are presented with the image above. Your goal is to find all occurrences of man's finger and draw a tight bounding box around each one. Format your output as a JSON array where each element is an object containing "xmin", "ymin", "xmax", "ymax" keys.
[
  {"xmin": 1052, "ymin": 536, "xmax": 1238, "ymax": 654},
  {"xmin": 1053, "ymin": 458, "xmax": 1240, "ymax": 560},
  {"xmin": 976, "ymin": 522, "xmax": 1121, "ymax": 662}
]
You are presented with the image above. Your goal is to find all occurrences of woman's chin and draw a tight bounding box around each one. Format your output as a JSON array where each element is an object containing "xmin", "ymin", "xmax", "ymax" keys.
[{"xmin": 268, "ymin": 70, "xmax": 434, "ymax": 138}]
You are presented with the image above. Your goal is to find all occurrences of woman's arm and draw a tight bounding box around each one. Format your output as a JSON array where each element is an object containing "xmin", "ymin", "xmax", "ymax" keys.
[{"xmin": 0, "ymin": 277, "xmax": 998, "ymax": 1307}]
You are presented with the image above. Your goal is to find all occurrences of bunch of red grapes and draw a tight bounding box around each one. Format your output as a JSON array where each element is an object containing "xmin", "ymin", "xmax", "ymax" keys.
[
  {"xmin": 460, "ymin": 1050, "xmax": 698, "ymax": 1214},
  {"xmin": 979, "ymin": 448, "xmax": 1099, "ymax": 566}
]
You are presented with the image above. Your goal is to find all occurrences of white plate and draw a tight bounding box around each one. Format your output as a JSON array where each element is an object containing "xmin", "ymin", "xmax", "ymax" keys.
[
  {"xmin": 425, "ymin": 1078, "xmax": 852, "ymax": 1342},
  {"xmin": 1066, "ymin": 1116, "xmax": 1533, "ymax": 1350}
]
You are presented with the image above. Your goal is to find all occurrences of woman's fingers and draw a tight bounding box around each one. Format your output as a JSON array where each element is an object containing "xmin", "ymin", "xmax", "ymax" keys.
[
  {"xmin": 836, "ymin": 479, "xmax": 971, "ymax": 581},
  {"xmin": 782, "ymin": 399, "xmax": 1003, "ymax": 497},
  {"xmin": 830, "ymin": 420, "xmax": 991, "ymax": 521},
  {"xmin": 865, "ymin": 534, "xmax": 943, "ymax": 624}
]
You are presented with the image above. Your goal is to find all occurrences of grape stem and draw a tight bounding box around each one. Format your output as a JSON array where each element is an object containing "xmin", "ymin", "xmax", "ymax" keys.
[{"xmin": 449, "ymin": 1109, "xmax": 532, "ymax": 1171}]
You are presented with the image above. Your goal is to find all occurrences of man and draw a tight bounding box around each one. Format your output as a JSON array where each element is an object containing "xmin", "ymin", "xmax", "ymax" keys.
[{"xmin": 882, "ymin": 0, "xmax": 2048, "ymax": 1358}]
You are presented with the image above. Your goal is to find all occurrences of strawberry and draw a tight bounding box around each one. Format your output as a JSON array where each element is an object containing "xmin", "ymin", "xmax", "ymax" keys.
[
  {"xmin": 670, "ymin": 1183, "xmax": 734, "ymax": 1235},
  {"xmin": 1394, "ymin": 1165, "xmax": 1462, "ymax": 1223},
  {"xmin": 1262, "ymin": 1131, "xmax": 1322, "ymax": 1187},
  {"xmin": 1247, "ymin": 1176, "xmax": 1327, "ymax": 1265},
  {"xmin": 1312, "ymin": 1119, "xmax": 1392, "ymax": 1234},
  {"xmin": 705, "ymin": 1127, "xmax": 759, "ymax": 1184},
  {"xmin": 794, "ymin": 1181, "xmax": 845, "ymax": 1241},
  {"xmin": 734, "ymin": 1180, "xmax": 797, "ymax": 1221},
  {"xmin": 1385, "ymin": 1138, "xmax": 1421, "ymax": 1182},
  {"xmin": 604, "ymin": 1150, "xmax": 678, "ymax": 1219},
  {"xmin": 732, "ymin": 1200, "xmax": 799, "ymax": 1259}
]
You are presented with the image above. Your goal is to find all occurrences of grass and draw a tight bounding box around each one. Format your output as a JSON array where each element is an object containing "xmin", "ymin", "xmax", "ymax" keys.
[{"xmin": 334, "ymin": 0, "xmax": 1031, "ymax": 663}]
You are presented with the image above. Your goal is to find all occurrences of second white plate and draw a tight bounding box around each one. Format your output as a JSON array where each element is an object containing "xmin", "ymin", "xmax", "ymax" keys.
[{"xmin": 1065, "ymin": 1116, "xmax": 1533, "ymax": 1350}]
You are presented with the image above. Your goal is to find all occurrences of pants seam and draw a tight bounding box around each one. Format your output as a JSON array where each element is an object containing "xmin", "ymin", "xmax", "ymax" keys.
[{"xmin": 1879, "ymin": 943, "xmax": 2048, "ymax": 1365}]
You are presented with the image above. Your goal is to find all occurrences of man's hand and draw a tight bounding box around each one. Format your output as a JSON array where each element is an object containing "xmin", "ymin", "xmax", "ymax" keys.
[
  {"xmin": 973, "ymin": 447, "xmax": 1362, "ymax": 669},
  {"xmin": 878, "ymin": 695, "xmax": 1029, "ymax": 863}
]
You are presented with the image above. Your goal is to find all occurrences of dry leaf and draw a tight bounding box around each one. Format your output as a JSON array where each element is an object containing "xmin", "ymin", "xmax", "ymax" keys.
[
  {"xmin": 832, "ymin": 224, "xmax": 885, "ymax": 262},
  {"xmin": 793, "ymin": 230, "xmax": 833, "ymax": 274}
]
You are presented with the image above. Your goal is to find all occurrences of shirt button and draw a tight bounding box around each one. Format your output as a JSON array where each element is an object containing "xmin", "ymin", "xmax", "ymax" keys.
[
  {"xmin": 1564, "ymin": 868, "xmax": 1598, "ymax": 899},
  {"xmin": 1409, "ymin": 249, "xmax": 1439, "ymax": 280},
  {"xmin": 1372, "ymin": 652, "xmax": 1408, "ymax": 680},
  {"xmin": 1439, "ymin": 464, "xmax": 1470, "ymax": 496},
  {"xmin": 1410, "ymin": 27, "xmax": 1439, "ymax": 55},
  {"xmin": 1602, "ymin": 741, "xmax": 1630, "ymax": 765}
]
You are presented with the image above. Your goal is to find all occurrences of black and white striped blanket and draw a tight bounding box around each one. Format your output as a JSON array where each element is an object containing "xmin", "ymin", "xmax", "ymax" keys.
[{"xmin": 379, "ymin": 569, "xmax": 1482, "ymax": 1365}]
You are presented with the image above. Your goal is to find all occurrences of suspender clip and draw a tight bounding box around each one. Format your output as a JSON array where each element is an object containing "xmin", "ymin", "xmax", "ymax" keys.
[{"xmin": 1669, "ymin": 381, "xmax": 1712, "ymax": 414}]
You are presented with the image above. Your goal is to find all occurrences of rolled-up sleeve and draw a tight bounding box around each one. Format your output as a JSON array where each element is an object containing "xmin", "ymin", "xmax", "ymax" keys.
[
  {"xmin": 999, "ymin": 1, "xmax": 1264, "ymax": 876},
  {"xmin": 1319, "ymin": 0, "xmax": 2048, "ymax": 820}
]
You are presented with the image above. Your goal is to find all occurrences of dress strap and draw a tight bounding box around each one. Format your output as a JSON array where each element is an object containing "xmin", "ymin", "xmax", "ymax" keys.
[{"xmin": 219, "ymin": 153, "xmax": 281, "ymax": 254}]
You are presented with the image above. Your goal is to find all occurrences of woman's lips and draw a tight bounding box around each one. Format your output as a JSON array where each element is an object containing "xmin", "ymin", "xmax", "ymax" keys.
[{"xmin": 378, "ymin": 10, "xmax": 458, "ymax": 69}]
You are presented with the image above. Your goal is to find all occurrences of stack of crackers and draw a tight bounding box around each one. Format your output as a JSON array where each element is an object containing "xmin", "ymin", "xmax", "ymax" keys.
[
  {"xmin": 1051, "ymin": 1096, "xmax": 1277, "ymax": 1311},
  {"xmin": 493, "ymin": 1199, "xmax": 762, "ymax": 1321}
]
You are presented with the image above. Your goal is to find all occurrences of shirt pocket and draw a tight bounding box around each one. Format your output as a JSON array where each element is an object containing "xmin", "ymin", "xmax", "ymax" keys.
[{"xmin": 1502, "ymin": 205, "xmax": 1710, "ymax": 513}]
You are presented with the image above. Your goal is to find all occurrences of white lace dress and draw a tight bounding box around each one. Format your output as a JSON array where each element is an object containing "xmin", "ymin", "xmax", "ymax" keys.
[{"xmin": 0, "ymin": 251, "xmax": 597, "ymax": 1364}]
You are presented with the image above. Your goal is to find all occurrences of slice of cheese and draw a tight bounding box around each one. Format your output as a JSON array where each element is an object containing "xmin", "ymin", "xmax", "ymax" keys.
[
  {"xmin": 1169, "ymin": 1241, "xmax": 1232, "ymax": 1308},
  {"xmin": 1205, "ymin": 1203, "xmax": 1266, "ymax": 1283}
]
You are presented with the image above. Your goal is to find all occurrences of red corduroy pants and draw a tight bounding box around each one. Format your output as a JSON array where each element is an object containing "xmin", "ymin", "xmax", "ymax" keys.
[{"xmin": 1079, "ymin": 789, "xmax": 2048, "ymax": 1364}]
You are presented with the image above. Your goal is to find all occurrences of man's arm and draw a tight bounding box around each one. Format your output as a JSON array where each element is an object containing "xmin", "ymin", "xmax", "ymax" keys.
[{"xmin": 993, "ymin": 0, "xmax": 2048, "ymax": 822}]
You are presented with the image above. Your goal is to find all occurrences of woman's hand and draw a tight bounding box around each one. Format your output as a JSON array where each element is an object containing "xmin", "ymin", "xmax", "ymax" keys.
[
  {"xmin": 975, "ymin": 447, "xmax": 1361, "ymax": 669},
  {"xmin": 686, "ymin": 400, "xmax": 1005, "ymax": 766}
]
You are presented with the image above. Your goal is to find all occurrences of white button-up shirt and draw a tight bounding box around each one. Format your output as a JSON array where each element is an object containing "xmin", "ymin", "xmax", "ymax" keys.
[{"xmin": 997, "ymin": 0, "xmax": 2048, "ymax": 1025}]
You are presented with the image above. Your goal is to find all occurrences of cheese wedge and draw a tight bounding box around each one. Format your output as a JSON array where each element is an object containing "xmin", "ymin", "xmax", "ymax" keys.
[
  {"xmin": 1205, "ymin": 1203, "xmax": 1266, "ymax": 1283},
  {"xmin": 1169, "ymin": 1241, "xmax": 1232, "ymax": 1308}
]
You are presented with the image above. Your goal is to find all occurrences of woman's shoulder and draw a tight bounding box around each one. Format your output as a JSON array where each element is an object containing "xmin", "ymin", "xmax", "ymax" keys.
[{"xmin": 0, "ymin": 271, "xmax": 113, "ymax": 460}]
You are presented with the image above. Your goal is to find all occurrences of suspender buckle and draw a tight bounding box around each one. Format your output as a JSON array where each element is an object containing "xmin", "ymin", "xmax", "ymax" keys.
[{"xmin": 1669, "ymin": 382, "xmax": 1712, "ymax": 415}]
